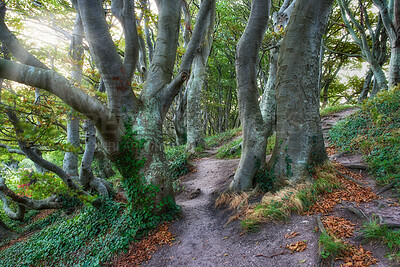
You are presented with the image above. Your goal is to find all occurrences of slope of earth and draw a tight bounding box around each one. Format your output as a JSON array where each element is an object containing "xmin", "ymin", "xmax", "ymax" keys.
[{"xmin": 125, "ymin": 108, "xmax": 400, "ymax": 266}]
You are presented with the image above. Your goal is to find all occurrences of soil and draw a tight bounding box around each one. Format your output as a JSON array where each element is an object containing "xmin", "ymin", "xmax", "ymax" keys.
[{"xmin": 140, "ymin": 108, "xmax": 400, "ymax": 267}]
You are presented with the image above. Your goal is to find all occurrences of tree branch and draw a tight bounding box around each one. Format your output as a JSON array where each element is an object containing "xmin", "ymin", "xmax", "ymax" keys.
[
  {"xmin": 0, "ymin": 177, "xmax": 60, "ymax": 210},
  {"xmin": 0, "ymin": 143, "xmax": 25, "ymax": 155},
  {"xmin": 161, "ymin": 0, "xmax": 215, "ymax": 116},
  {"xmin": 0, "ymin": 59, "xmax": 120, "ymax": 157}
]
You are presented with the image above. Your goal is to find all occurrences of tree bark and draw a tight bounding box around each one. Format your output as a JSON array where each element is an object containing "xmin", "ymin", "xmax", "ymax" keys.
[
  {"xmin": 229, "ymin": 0, "xmax": 271, "ymax": 191},
  {"xmin": 186, "ymin": 1, "xmax": 215, "ymax": 153},
  {"xmin": 63, "ymin": 12, "xmax": 84, "ymax": 180},
  {"xmin": 269, "ymin": 0, "xmax": 332, "ymax": 186},
  {"xmin": 373, "ymin": 0, "xmax": 400, "ymax": 87},
  {"xmin": 358, "ymin": 68, "xmax": 373, "ymax": 103}
]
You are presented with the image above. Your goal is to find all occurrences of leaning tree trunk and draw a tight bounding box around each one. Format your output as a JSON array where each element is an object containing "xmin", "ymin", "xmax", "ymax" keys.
[
  {"xmin": 186, "ymin": 4, "xmax": 215, "ymax": 153},
  {"xmin": 369, "ymin": 63, "xmax": 388, "ymax": 97},
  {"xmin": 269, "ymin": 0, "xmax": 332, "ymax": 186},
  {"xmin": 228, "ymin": 0, "xmax": 271, "ymax": 191}
]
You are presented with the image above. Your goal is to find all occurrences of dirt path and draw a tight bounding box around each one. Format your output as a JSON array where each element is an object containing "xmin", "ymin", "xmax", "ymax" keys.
[{"xmin": 143, "ymin": 109, "xmax": 399, "ymax": 267}]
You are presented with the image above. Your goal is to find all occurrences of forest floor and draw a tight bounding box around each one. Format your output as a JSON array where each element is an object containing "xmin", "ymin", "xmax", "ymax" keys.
[{"xmin": 113, "ymin": 108, "xmax": 400, "ymax": 267}]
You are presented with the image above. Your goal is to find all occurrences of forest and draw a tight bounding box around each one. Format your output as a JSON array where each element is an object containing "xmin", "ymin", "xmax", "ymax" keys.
[{"xmin": 0, "ymin": 0, "xmax": 399, "ymax": 266}]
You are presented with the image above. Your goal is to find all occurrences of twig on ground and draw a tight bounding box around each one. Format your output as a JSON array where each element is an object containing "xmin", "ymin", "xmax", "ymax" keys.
[{"xmin": 255, "ymin": 251, "xmax": 286, "ymax": 258}]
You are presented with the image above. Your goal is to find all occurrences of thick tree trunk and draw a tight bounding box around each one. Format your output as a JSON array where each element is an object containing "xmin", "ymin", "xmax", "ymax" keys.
[
  {"xmin": 389, "ymin": 45, "xmax": 400, "ymax": 86},
  {"xmin": 229, "ymin": 0, "xmax": 271, "ymax": 191},
  {"xmin": 132, "ymin": 102, "xmax": 173, "ymax": 207},
  {"xmin": 269, "ymin": 0, "xmax": 332, "ymax": 186}
]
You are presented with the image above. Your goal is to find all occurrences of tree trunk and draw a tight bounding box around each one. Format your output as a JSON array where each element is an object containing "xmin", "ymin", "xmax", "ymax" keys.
[
  {"xmin": 389, "ymin": 45, "xmax": 400, "ymax": 87},
  {"xmin": 173, "ymin": 89, "xmax": 187, "ymax": 146},
  {"xmin": 229, "ymin": 0, "xmax": 271, "ymax": 191},
  {"xmin": 260, "ymin": 47, "xmax": 278, "ymax": 134},
  {"xmin": 370, "ymin": 63, "xmax": 388, "ymax": 97},
  {"xmin": 0, "ymin": 218, "xmax": 14, "ymax": 241},
  {"xmin": 186, "ymin": 5, "xmax": 215, "ymax": 152},
  {"xmin": 358, "ymin": 68, "xmax": 373, "ymax": 103},
  {"xmin": 269, "ymin": 0, "xmax": 332, "ymax": 186}
]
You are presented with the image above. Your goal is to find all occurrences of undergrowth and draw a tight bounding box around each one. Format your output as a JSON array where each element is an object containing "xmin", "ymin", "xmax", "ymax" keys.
[
  {"xmin": 319, "ymin": 232, "xmax": 350, "ymax": 259},
  {"xmin": 329, "ymin": 86, "xmax": 400, "ymax": 190},
  {"xmin": 320, "ymin": 104, "xmax": 355, "ymax": 117},
  {"xmin": 216, "ymin": 133, "xmax": 276, "ymax": 160},
  {"xmin": 205, "ymin": 128, "xmax": 241, "ymax": 147},
  {"xmin": 362, "ymin": 219, "xmax": 400, "ymax": 260},
  {"xmin": 0, "ymin": 125, "xmax": 180, "ymax": 266}
]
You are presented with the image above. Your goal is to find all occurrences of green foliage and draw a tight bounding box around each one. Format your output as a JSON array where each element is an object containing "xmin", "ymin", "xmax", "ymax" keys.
[
  {"xmin": 362, "ymin": 219, "xmax": 400, "ymax": 259},
  {"xmin": 320, "ymin": 104, "xmax": 355, "ymax": 117},
  {"xmin": 0, "ymin": 124, "xmax": 180, "ymax": 266},
  {"xmin": 215, "ymin": 133, "xmax": 276, "ymax": 160},
  {"xmin": 165, "ymin": 145, "xmax": 190, "ymax": 180},
  {"xmin": 216, "ymin": 137, "xmax": 242, "ymax": 159},
  {"xmin": 329, "ymin": 87, "xmax": 400, "ymax": 190},
  {"xmin": 319, "ymin": 232, "xmax": 350, "ymax": 259},
  {"xmin": 205, "ymin": 128, "xmax": 241, "ymax": 147}
]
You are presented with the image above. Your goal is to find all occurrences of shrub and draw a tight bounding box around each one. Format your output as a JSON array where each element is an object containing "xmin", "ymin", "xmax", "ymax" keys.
[{"xmin": 329, "ymin": 86, "xmax": 400, "ymax": 190}]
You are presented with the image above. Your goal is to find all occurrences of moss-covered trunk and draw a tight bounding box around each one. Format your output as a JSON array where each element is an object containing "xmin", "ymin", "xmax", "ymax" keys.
[{"xmin": 269, "ymin": 0, "xmax": 332, "ymax": 186}]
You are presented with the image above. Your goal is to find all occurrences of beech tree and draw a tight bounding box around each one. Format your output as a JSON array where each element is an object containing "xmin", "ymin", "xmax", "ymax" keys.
[
  {"xmin": 0, "ymin": 0, "xmax": 215, "ymax": 211},
  {"xmin": 230, "ymin": 0, "xmax": 333, "ymax": 191},
  {"xmin": 268, "ymin": 0, "xmax": 332, "ymax": 185},
  {"xmin": 338, "ymin": 0, "xmax": 388, "ymax": 96},
  {"xmin": 186, "ymin": 2, "xmax": 216, "ymax": 153},
  {"xmin": 373, "ymin": 0, "xmax": 400, "ymax": 86}
]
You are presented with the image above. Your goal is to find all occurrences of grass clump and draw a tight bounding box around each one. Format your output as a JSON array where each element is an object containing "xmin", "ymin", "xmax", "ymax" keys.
[
  {"xmin": 241, "ymin": 185, "xmax": 306, "ymax": 231},
  {"xmin": 362, "ymin": 219, "xmax": 400, "ymax": 260},
  {"xmin": 319, "ymin": 232, "xmax": 350, "ymax": 259},
  {"xmin": 241, "ymin": 162, "xmax": 340, "ymax": 231},
  {"xmin": 320, "ymin": 104, "xmax": 355, "ymax": 117},
  {"xmin": 329, "ymin": 86, "xmax": 400, "ymax": 190}
]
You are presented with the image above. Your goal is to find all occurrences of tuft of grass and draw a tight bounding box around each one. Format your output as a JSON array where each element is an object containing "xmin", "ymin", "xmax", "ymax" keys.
[
  {"xmin": 242, "ymin": 162, "xmax": 340, "ymax": 231},
  {"xmin": 319, "ymin": 232, "xmax": 350, "ymax": 259},
  {"xmin": 241, "ymin": 185, "xmax": 306, "ymax": 231},
  {"xmin": 320, "ymin": 104, "xmax": 355, "ymax": 117},
  {"xmin": 329, "ymin": 86, "xmax": 400, "ymax": 190},
  {"xmin": 362, "ymin": 219, "xmax": 400, "ymax": 260},
  {"xmin": 215, "ymin": 192, "xmax": 249, "ymax": 210}
]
